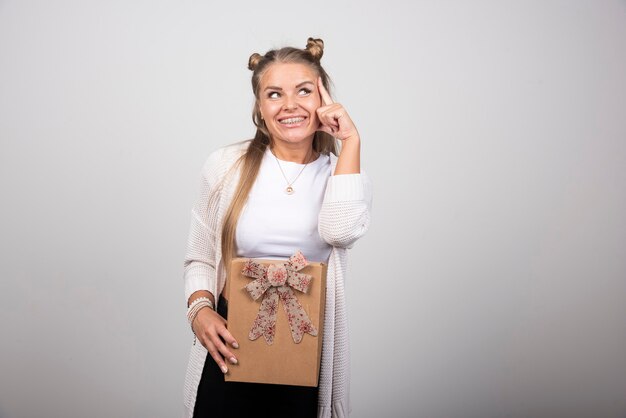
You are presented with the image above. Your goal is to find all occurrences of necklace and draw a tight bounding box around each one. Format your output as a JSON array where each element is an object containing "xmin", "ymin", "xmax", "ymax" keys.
[{"xmin": 272, "ymin": 149, "xmax": 315, "ymax": 195}]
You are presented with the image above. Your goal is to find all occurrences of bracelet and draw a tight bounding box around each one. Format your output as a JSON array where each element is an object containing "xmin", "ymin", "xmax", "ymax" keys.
[
  {"xmin": 187, "ymin": 297, "xmax": 214, "ymax": 328},
  {"xmin": 188, "ymin": 296, "xmax": 214, "ymax": 312},
  {"xmin": 188, "ymin": 299, "xmax": 213, "ymax": 346},
  {"xmin": 188, "ymin": 300, "xmax": 213, "ymax": 326}
]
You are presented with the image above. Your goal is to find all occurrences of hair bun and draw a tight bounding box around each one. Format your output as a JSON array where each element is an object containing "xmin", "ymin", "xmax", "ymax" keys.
[
  {"xmin": 248, "ymin": 53, "xmax": 262, "ymax": 71},
  {"xmin": 305, "ymin": 37, "xmax": 324, "ymax": 61}
]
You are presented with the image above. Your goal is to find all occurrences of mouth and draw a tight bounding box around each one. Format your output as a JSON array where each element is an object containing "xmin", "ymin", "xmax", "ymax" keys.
[{"xmin": 278, "ymin": 116, "xmax": 307, "ymax": 126}]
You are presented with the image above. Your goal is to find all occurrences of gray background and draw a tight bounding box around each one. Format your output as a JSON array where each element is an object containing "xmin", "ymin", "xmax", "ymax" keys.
[{"xmin": 1, "ymin": 1, "xmax": 625, "ymax": 417}]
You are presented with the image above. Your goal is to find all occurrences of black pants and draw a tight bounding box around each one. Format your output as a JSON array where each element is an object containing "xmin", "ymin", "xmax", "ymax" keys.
[{"xmin": 193, "ymin": 296, "xmax": 319, "ymax": 418}]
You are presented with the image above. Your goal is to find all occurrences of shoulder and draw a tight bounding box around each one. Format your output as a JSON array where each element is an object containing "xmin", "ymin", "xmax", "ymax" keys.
[
  {"xmin": 200, "ymin": 140, "xmax": 251, "ymax": 181},
  {"xmin": 204, "ymin": 140, "xmax": 250, "ymax": 168}
]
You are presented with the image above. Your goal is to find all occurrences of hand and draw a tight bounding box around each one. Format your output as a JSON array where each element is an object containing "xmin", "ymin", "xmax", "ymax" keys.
[
  {"xmin": 192, "ymin": 306, "xmax": 239, "ymax": 374},
  {"xmin": 316, "ymin": 77, "xmax": 360, "ymax": 142}
]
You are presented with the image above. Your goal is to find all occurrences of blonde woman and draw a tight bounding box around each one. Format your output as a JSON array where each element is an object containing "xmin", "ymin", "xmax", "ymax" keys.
[{"xmin": 182, "ymin": 37, "xmax": 372, "ymax": 418}]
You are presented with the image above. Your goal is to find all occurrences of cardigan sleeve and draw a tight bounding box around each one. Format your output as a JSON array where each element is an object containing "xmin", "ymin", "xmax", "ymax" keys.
[
  {"xmin": 318, "ymin": 171, "xmax": 372, "ymax": 249},
  {"xmin": 182, "ymin": 149, "xmax": 224, "ymax": 303}
]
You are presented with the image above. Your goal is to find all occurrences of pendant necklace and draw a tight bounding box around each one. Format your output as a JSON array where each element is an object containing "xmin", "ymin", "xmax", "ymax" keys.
[{"xmin": 273, "ymin": 149, "xmax": 314, "ymax": 195}]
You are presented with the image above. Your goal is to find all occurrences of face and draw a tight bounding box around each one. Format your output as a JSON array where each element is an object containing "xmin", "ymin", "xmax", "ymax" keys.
[{"xmin": 258, "ymin": 62, "xmax": 321, "ymax": 146}]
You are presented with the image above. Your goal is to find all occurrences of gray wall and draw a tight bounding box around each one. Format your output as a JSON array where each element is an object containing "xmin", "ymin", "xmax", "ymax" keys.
[{"xmin": 1, "ymin": 1, "xmax": 625, "ymax": 417}]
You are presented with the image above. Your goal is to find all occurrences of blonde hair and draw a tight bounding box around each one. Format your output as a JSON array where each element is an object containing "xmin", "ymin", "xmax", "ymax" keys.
[{"xmin": 221, "ymin": 37, "xmax": 338, "ymax": 272}]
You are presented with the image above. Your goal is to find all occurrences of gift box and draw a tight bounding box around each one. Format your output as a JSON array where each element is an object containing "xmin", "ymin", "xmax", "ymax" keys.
[{"xmin": 224, "ymin": 251, "xmax": 327, "ymax": 387}]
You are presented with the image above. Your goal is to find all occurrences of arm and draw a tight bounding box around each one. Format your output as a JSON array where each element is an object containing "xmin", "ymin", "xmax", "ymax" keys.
[
  {"xmin": 183, "ymin": 148, "xmax": 239, "ymax": 372},
  {"xmin": 183, "ymin": 150, "xmax": 221, "ymax": 302},
  {"xmin": 316, "ymin": 77, "xmax": 360, "ymax": 175},
  {"xmin": 318, "ymin": 170, "xmax": 372, "ymax": 248},
  {"xmin": 333, "ymin": 137, "xmax": 360, "ymax": 175},
  {"xmin": 316, "ymin": 77, "xmax": 372, "ymax": 248}
]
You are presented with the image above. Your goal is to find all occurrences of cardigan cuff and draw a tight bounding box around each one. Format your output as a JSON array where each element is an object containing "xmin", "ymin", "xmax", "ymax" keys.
[
  {"xmin": 184, "ymin": 275, "xmax": 212, "ymax": 303},
  {"xmin": 324, "ymin": 173, "xmax": 365, "ymax": 202}
]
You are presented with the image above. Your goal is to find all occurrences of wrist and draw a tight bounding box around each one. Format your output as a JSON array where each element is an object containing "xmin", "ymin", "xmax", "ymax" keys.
[
  {"xmin": 340, "ymin": 134, "xmax": 360, "ymax": 145},
  {"xmin": 187, "ymin": 297, "xmax": 214, "ymax": 332}
]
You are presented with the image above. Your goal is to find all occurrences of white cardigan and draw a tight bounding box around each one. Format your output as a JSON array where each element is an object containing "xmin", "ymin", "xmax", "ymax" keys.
[{"xmin": 182, "ymin": 140, "xmax": 372, "ymax": 418}]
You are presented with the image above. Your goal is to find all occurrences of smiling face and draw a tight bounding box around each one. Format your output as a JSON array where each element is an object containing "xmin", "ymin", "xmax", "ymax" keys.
[{"xmin": 258, "ymin": 62, "xmax": 321, "ymax": 147}]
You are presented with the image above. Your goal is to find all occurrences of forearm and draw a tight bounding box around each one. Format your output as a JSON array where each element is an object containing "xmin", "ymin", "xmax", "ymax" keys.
[
  {"xmin": 319, "ymin": 168, "xmax": 372, "ymax": 248},
  {"xmin": 333, "ymin": 136, "xmax": 360, "ymax": 175}
]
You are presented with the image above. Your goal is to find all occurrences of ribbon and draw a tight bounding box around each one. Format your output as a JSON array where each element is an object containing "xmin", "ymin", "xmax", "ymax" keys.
[{"xmin": 241, "ymin": 250, "xmax": 318, "ymax": 345}]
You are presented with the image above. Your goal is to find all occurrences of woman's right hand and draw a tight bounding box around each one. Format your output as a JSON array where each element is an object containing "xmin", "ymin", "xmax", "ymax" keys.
[{"xmin": 192, "ymin": 305, "xmax": 239, "ymax": 374}]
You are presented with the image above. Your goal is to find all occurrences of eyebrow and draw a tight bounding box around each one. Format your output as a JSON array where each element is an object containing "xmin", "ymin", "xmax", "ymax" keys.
[{"xmin": 264, "ymin": 81, "xmax": 315, "ymax": 91}]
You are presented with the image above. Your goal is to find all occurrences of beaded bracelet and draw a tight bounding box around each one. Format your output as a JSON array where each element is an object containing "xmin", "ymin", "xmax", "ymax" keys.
[
  {"xmin": 187, "ymin": 297, "xmax": 214, "ymax": 345},
  {"xmin": 187, "ymin": 297, "xmax": 214, "ymax": 324},
  {"xmin": 188, "ymin": 296, "xmax": 214, "ymax": 312}
]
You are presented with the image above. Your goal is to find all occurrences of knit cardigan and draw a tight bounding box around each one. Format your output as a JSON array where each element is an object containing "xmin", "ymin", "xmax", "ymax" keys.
[{"xmin": 182, "ymin": 140, "xmax": 372, "ymax": 418}]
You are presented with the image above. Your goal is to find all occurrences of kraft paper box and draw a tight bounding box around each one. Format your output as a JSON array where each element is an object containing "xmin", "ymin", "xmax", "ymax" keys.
[{"xmin": 224, "ymin": 252, "xmax": 326, "ymax": 387}]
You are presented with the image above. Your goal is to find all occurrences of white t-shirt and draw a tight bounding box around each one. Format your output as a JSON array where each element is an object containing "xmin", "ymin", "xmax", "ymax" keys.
[{"xmin": 236, "ymin": 147, "xmax": 333, "ymax": 263}]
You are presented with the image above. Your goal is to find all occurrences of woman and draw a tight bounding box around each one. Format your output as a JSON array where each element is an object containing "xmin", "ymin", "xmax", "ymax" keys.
[{"xmin": 182, "ymin": 37, "xmax": 372, "ymax": 418}]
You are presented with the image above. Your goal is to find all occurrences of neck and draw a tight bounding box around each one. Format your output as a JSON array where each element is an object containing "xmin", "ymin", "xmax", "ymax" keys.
[{"xmin": 270, "ymin": 139, "xmax": 316, "ymax": 164}]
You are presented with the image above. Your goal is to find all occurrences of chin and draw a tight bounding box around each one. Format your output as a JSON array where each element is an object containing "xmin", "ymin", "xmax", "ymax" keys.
[{"xmin": 272, "ymin": 130, "xmax": 316, "ymax": 145}]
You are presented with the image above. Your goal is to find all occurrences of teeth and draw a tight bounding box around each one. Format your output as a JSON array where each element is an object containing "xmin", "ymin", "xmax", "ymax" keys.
[{"xmin": 279, "ymin": 117, "xmax": 305, "ymax": 124}]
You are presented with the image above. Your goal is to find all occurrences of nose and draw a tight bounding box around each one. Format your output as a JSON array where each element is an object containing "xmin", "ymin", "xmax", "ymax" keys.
[{"xmin": 283, "ymin": 95, "xmax": 297, "ymax": 111}]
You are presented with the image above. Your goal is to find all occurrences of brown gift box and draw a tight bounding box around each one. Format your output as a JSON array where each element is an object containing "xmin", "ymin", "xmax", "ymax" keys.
[{"xmin": 224, "ymin": 256, "xmax": 327, "ymax": 387}]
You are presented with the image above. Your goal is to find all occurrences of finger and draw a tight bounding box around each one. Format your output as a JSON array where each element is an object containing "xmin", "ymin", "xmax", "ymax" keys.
[
  {"xmin": 193, "ymin": 310, "xmax": 237, "ymax": 370},
  {"xmin": 316, "ymin": 110, "xmax": 338, "ymax": 133},
  {"xmin": 321, "ymin": 116, "xmax": 340, "ymax": 133},
  {"xmin": 317, "ymin": 120, "xmax": 338, "ymax": 136},
  {"xmin": 317, "ymin": 106, "xmax": 340, "ymax": 129},
  {"xmin": 219, "ymin": 327, "xmax": 240, "ymax": 349},
  {"xmin": 215, "ymin": 336, "xmax": 237, "ymax": 364},
  {"xmin": 206, "ymin": 344, "xmax": 229, "ymax": 374},
  {"xmin": 209, "ymin": 328, "xmax": 237, "ymax": 364},
  {"xmin": 316, "ymin": 122, "xmax": 334, "ymax": 136},
  {"xmin": 211, "ymin": 334, "xmax": 238, "ymax": 365},
  {"xmin": 317, "ymin": 77, "xmax": 334, "ymax": 106}
]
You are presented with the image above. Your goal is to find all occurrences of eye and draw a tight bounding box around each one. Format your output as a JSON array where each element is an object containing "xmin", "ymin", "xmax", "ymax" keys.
[
  {"xmin": 298, "ymin": 88, "xmax": 312, "ymax": 96},
  {"xmin": 267, "ymin": 91, "xmax": 280, "ymax": 99}
]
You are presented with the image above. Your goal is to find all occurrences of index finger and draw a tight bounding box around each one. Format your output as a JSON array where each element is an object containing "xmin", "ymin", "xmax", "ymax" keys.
[{"xmin": 317, "ymin": 77, "xmax": 334, "ymax": 105}]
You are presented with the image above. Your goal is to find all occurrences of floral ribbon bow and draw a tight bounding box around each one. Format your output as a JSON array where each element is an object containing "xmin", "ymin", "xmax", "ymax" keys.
[{"xmin": 241, "ymin": 250, "xmax": 318, "ymax": 345}]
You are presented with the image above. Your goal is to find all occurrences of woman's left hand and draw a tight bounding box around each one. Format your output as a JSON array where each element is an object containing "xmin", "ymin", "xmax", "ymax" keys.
[{"xmin": 316, "ymin": 77, "xmax": 360, "ymax": 142}]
